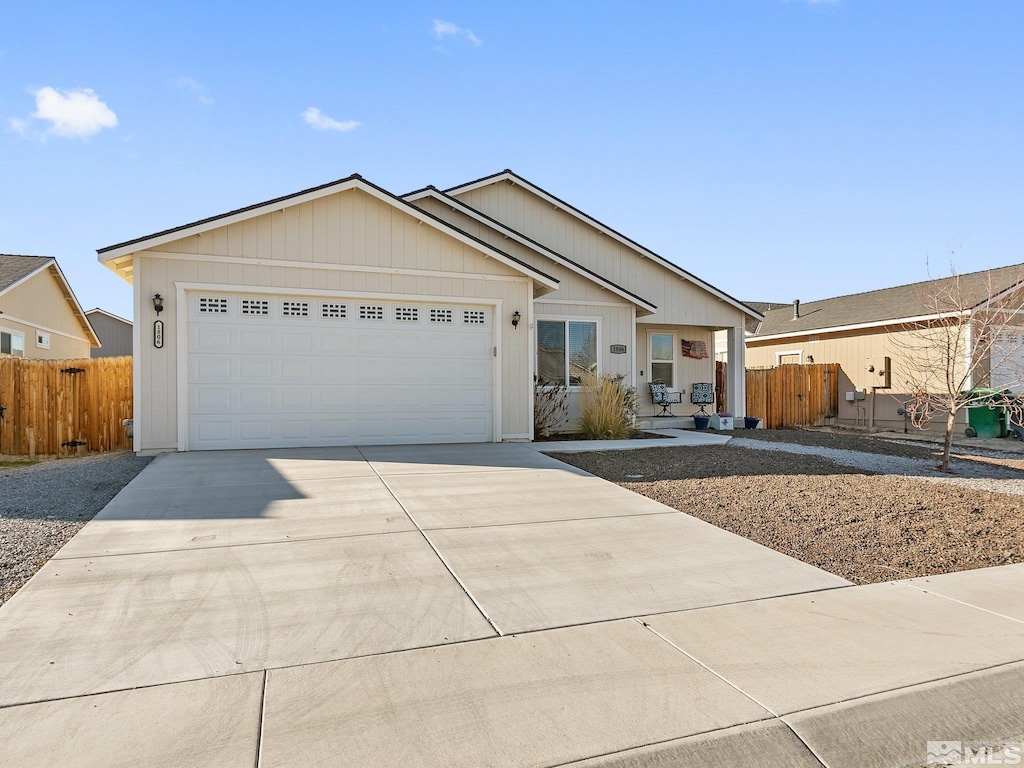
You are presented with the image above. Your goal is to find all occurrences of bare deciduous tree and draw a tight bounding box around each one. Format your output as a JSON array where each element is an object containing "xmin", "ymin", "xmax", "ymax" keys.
[{"xmin": 895, "ymin": 263, "xmax": 1024, "ymax": 472}]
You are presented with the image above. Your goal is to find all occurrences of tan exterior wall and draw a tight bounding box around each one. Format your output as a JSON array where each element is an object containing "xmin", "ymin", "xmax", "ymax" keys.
[
  {"xmin": 452, "ymin": 180, "xmax": 748, "ymax": 330},
  {"xmin": 0, "ymin": 268, "xmax": 92, "ymax": 359},
  {"xmin": 132, "ymin": 187, "xmax": 535, "ymax": 451},
  {"xmin": 747, "ymin": 326, "xmax": 967, "ymax": 430}
]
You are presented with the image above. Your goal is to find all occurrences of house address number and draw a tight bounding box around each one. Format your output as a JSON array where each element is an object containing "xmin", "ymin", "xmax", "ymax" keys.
[
  {"xmin": 610, "ymin": 344, "xmax": 627, "ymax": 354},
  {"xmin": 153, "ymin": 320, "xmax": 164, "ymax": 349}
]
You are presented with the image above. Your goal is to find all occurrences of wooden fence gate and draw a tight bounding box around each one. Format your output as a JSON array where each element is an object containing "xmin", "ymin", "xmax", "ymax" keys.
[
  {"xmin": 745, "ymin": 363, "xmax": 839, "ymax": 429},
  {"xmin": 0, "ymin": 356, "xmax": 133, "ymax": 457}
]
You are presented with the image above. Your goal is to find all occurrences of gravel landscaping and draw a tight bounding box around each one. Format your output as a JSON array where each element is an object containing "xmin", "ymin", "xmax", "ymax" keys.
[
  {"xmin": 0, "ymin": 452, "xmax": 152, "ymax": 605},
  {"xmin": 553, "ymin": 443, "xmax": 1024, "ymax": 584}
]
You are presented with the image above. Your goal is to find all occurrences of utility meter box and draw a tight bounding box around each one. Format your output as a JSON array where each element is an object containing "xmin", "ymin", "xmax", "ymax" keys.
[{"xmin": 845, "ymin": 391, "xmax": 866, "ymax": 402}]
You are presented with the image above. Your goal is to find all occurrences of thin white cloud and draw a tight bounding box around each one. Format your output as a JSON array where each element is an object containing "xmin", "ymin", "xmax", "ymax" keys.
[
  {"xmin": 174, "ymin": 77, "xmax": 213, "ymax": 106},
  {"xmin": 431, "ymin": 19, "xmax": 482, "ymax": 47},
  {"xmin": 12, "ymin": 87, "xmax": 118, "ymax": 138},
  {"xmin": 301, "ymin": 107, "xmax": 359, "ymax": 132}
]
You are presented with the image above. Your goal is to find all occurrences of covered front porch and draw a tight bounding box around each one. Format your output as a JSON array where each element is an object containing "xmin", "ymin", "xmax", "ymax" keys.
[{"xmin": 634, "ymin": 323, "xmax": 746, "ymax": 429}]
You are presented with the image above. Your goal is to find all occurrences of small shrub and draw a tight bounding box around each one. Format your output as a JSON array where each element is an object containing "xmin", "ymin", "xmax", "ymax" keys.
[
  {"xmin": 534, "ymin": 375, "xmax": 569, "ymax": 438},
  {"xmin": 577, "ymin": 372, "xmax": 636, "ymax": 439}
]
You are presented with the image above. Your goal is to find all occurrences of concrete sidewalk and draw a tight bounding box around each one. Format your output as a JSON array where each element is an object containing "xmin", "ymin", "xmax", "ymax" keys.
[{"xmin": 0, "ymin": 443, "xmax": 1021, "ymax": 767}]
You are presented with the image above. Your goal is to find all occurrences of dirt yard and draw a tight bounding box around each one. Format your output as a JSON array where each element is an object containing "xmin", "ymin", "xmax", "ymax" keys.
[{"xmin": 554, "ymin": 441, "xmax": 1024, "ymax": 584}]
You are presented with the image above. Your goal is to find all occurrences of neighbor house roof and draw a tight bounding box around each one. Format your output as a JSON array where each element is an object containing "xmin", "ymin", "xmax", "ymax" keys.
[
  {"xmin": 0, "ymin": 254, "xmax": 101, "ymax": 346},
  {"xmin": 97, "ymin": 175, "xmax": 560, "ymax": 294},
  {"xmin": 403, "ymin": 186, "xmax": 658, "ymax": 316},
  {"xmin": 0, "ymin": 254, "xmax": 53, "ymax": 293},
  {"xmin": 751, "ymin": 263, "xmax": 1024, "ymax": 341},
  {"xmin": 443, "ymin": 169, "xmax": 763, "ymax": 321},
  {"xmin": 86, "ymin": 307, "xmax": 133, "ymax": 326}
]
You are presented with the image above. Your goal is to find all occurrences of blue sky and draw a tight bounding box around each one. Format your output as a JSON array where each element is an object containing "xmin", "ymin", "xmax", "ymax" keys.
[{"xmin": 2, "ymin": 1, "xmax": 1022, "ymax": 319}]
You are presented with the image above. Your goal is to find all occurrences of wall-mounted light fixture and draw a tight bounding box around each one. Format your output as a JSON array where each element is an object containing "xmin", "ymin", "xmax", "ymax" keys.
[
  {"xmin": 512, "ymin": 310, "xmax": 521, "ymax": 329},
  {"xmin": 806, "ymin": 355, "xmax": 814, "ymax": 363},
  {"xmin": 152, "ymin": 293, "xmax": 164, "ymax": 316}
]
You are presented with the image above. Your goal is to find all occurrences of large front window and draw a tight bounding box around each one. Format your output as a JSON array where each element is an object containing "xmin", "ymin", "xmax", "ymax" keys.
[
  {"xmin": 650, "ymin": 332, "xmax": 674, "ymax": 387},
  {"xmin": 0, "ymin": 330, "xmax": 25, "ymax": 357},
  {"xmin": 538, "ymin": 320, "xmax": 598, "ymax": 386}
]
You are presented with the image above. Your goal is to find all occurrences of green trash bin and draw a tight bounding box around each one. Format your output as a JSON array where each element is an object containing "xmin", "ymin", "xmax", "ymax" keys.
[{"xmin": 965, "ymin": 388, "xmax": 1008, "ymax": 438}]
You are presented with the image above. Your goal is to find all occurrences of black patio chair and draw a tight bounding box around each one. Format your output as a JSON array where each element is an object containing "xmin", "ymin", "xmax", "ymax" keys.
[{"xmin": 649, "ymin": 382, "xmax": 683, "ymax": 417}]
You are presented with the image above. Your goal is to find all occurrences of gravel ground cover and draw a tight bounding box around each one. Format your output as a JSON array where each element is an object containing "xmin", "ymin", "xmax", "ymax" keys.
[
  {"xmin": 553, "ymin": 445, "xmax": 1024, "ymax": 584},
  {"xmin": 0, "ymin": 451, "xmax": 152, "ymax": 605}
]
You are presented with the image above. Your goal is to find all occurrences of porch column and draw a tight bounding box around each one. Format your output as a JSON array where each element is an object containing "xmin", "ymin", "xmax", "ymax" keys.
[{"xmin": 726, "ymin": 326, "xmax": 746, "ymax": 418}]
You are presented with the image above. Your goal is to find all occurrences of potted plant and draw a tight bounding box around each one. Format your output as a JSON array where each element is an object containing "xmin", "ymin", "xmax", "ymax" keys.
[
  {"xmin": 710, "ymin": 411, "xmax": 733, "ymax": 430},
  {"xmin": 693, "ymin": 413, "xmax": 711, "ymax": 430}
]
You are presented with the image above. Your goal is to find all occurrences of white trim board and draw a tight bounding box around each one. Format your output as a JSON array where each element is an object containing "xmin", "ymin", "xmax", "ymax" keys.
[
  {"xmin": 443, "ymin": 170, "xmax": 760, "ymax": 321},
  {"xmin": 140, "ymin": 250, "xmax": 534, "ymax": 287},
  {"xmin": 0, "ymin": 313, "xmax": 92, "ymax": 343}
]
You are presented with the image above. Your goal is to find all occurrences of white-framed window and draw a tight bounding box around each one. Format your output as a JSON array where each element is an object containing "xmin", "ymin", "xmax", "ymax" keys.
[
  {"xmin": 240, "ymin": 299, "xmax": 270, "ymax": 316},
  {"xmin": 0, "ymin": 329, "xmax": 25, "ymax": 357},
  {"xmin": 537, "ymin": 319, "xmax": 598, "ymax": 387},
  {"xmin": 395, "ymin": 306, "xmax": 419, "ymax": 322},
  {"xmin": 321, "ymin": 302, "xmax": 347, "ymax": 319},
  {"xmin": 281, "ymin": 300, "xmax": 309, "ymax": 317},
  {"xmin": 36, "ymin": 332, "xmax": 50, "ymax": 349},
  {"xmin": 777, "ymin": 351, "xmax": 802, "ymax": 365},
  {"xmin": 649, "ymin": 332, "xmax": 675, "ymax": 387},
  {"xmin": 198, "ymin": 296, "xmax": 229, "ymax": 314}
]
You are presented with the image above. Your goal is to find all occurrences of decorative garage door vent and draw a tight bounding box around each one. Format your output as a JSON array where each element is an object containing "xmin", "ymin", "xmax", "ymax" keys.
[
  {"xmin": 281, "ymin": 301, "xmax": 309, "ymax": 317},
  {"xmin": 463, "ymin": 309, "xmax": 486, "ymax": 325},
  {"xmin": 241, "ymin": 299, "xmax": 270, "ymax": 316},
  {"xmin": 429, "ymin": 308, "xmax": 453, "ymax": 323},
  {"xmin": 359, "ymin": 305, "xmax": 384, "ymax": 320},
  {"xmin": 321, "ymin": 302, "xmax": 347, "ymax": 319},
  {"xmin": 395, "ymin": 306, "xmax": 419, "ymax": 322},
  {"xmin": 198, "ymin": 297, "xmax": 229, "ymax": 314}
]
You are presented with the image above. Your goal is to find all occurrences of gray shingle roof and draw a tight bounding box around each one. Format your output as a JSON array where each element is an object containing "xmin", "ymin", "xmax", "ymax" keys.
[
  {"xmin": 0, "ymin": 254, "xmax": 53, "ymax": 292},
  {"xmin": 753, "ymin": 263, "xmax": 1024, "ymax": 337}
]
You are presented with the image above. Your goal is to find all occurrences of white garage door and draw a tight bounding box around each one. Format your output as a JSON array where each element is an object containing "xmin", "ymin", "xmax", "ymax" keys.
[{"xmin": 186, "ymin": 292, "xmax": 495, "ymax": 450}]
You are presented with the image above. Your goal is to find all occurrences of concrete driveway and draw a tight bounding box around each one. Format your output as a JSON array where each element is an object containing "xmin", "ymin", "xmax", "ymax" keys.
[{"xmin": 1, "ymin": 443, "xmax": 1022, "ymax": 767}]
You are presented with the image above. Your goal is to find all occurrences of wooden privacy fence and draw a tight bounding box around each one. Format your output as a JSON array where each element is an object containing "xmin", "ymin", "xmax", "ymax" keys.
[
  {"xmin": 0, "ymin": 356, "xmax": 133, "ymax": 457},
  {"xmin": 746, "ymin": 363, "xmax": 839, "ymax": 429}
]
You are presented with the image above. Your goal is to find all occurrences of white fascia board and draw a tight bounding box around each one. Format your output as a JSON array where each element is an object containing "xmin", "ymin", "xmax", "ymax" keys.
[
  {"xmin": 98, "ymin": 177, "xmax": 559, "ymax": 293},
  {"xmin": 404, "ymin": 188, "xmax": 656, "ymax": 315},
  {"xmin": 444, "ymin": 172, "xmax": 761, "ymax": 321},
  {"xmin": 748, "ymin": 310, "xmax": 971, "ymax": 342}
]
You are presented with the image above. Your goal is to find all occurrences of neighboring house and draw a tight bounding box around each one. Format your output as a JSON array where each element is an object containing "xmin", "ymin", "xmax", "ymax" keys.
[
  {"xmin": 86, "ymin": 308, "xmax": 133, "ymax": 358},
  {"xmin": 746, "ymin": 264, "xmax": 1024, "ymax": 431},
  {"xmin": 0, "ymin": 254, "xmax": 99, "ymax": 360},
  {"xmin": 98, "ymin": 171, "xmax": 760, "ymax": 453},
  {"xmin": 713, "ymin": 301, "xmax": 788, "ymax": 360}
]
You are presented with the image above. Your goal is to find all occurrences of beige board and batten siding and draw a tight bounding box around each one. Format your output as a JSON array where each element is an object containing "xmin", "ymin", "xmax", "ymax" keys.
[
  {"xmin": 747, "ymin": 325, "xmax": 967, "ymax": 429},
  {"xmin": 132, "ymin": 187, "xmax": 534, "ymax": 452},
  {"xmin": 413, "ymin": 194, "xmax": 639, "ymax": 398},
  {"xmin": 452, "ymin": 180, "xmax": 748, "ymax": 329},
  {"xmin": 0, "ymin": 267, "xmax": 92, "ymax": 359}
]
